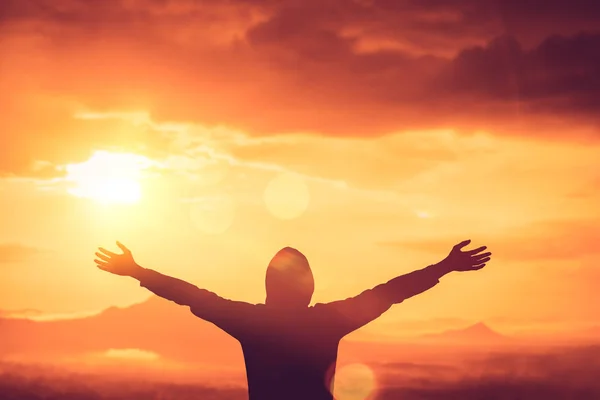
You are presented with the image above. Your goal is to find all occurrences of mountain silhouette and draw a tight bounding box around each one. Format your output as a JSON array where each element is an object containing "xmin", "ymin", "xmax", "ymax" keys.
[
  {"xmin": 4, "ymin": 298, "xmax": 595, "ymax": 370},
  {"xmin": 415, "ymin": 322, "xmax": 510, "ymax": 345},
  {"xmin": 0, "ymin": 297, "xmax": 413, "ymax": 365},
  {"xmin": 0, "ymin": 296, "xmax": 243, "ymax": 366}
]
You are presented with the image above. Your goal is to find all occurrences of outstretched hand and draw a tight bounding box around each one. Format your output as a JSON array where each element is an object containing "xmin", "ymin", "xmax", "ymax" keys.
[
  {"xmin": 442, "ymin": 240, "xmax": 491, "ymax": 272},
  {"xmin": 94, "ymin": 241, "xmax": 141, "ymax": 277}
]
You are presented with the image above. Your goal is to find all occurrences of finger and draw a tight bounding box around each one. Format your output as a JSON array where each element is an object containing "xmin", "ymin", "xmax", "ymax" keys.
[
  {"xmin": 96, "ymin": 264, "xmax": 109, "ymax": 272},
  {"xmin": 471, "ymin": 263, "xmax": 486, "ymax": 270},
  {"xmin": 473, "ymin": 257, "xmax": 491, "ymax": 264},
  {"xmin": 95, "ymin": 252, "xmax": 111, "ymax": 262},
  {"xmin": 473, "ymin": 252, "xmax": 492, "ymax": 261},
  {"xmin": 98, "ymin": 247, "xmax": 117, "ymax": 257},
  {"xmin": 454, "ymin": 239, "xmax": 471, "ymax": 250},
  {"xmin": 94, "ymin": 258, "xmax": 108, "ymax": 266},
  {"xmin": 116, "ymin": 241, "xmax": 131, "ymax": 254},
  {"xmin": 466, "ymin": 246, "xmax": 487, "ymax": 255}
]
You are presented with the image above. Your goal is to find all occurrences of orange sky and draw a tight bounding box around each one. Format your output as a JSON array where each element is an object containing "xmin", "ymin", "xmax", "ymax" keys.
[{"xmin": 1, "ymin": 0, "xmax": 600, "ymax": 339}]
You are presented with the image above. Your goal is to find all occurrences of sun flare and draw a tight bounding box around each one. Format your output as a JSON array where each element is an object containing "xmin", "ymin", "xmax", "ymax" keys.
[{"xmin": 65, "ymin": 151, "xmax": 156, "ymax": 204}]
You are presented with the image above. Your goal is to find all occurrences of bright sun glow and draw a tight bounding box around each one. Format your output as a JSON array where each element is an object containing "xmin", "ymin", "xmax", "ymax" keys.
[{"xmin": 65, "ymin": 151, "xmax": 156, "ymax": 204}]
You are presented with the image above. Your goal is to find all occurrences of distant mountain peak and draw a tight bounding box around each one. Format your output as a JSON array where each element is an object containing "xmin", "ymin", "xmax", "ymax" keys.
[
  {"xmin": 417, "ymin": 321, "xmax": 507, "ymax": 344},
  {"xmin": 464, "ymin": 322, "xmax": 496, "ymax": 334}
]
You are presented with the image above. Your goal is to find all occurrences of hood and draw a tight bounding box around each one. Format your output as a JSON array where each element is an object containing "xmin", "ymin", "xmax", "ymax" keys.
[{"xmin": 265, "ymin": 247, "xmax": 314, "ymax": 307}]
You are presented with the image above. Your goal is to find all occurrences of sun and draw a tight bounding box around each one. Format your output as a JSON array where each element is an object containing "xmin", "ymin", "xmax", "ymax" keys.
[{"xmin": 65, "ymin": 151, "xmax": 156, "ymax": 204}]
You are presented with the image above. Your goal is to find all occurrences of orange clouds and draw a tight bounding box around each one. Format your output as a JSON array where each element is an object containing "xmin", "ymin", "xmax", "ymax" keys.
[
  {"xmin": 0, "ymin": 0, "xmax": 599, "ymax": 333},
  {"xmin": 1, "ymin": 0, "xmax": 600, "ymax": 176}
]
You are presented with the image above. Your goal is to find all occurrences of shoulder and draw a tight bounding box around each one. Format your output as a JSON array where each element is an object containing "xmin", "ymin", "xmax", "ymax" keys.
[{"xmin": 309, "ymin": 302, "xmax": 340, "ymax": 317}]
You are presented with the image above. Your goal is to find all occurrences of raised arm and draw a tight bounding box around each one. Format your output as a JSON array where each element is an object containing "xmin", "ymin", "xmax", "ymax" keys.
[
  {"xmin": 322, "ymin": 240, "xmax": 491, "ymax": 336},
  {"xmin": 94, "ymin": 242, "xmax": 254, "ymax": 335}
]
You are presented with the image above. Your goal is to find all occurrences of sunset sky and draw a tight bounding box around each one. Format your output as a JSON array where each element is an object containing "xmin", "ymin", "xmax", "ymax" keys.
[{"xmin": 1, "ymin": 0, "xmax": 599, "ymax": 338}]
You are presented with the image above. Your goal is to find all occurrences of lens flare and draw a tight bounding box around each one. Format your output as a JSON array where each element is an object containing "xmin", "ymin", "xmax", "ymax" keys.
[{"xmin": 331, "ymin": 363, "xmax": 377, "ymax": 400}]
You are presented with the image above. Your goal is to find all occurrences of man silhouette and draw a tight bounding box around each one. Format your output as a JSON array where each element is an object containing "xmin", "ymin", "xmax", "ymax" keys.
[{"xmin": 95, "ymin": 239, "xmax": 491, "ymax": 400}]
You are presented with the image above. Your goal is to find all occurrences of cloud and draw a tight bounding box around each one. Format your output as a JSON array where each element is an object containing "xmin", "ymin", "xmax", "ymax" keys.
[
  {"xmin": 0, "ymin": 244, "xmax": 44, "ymax": 264},
  {"xmin": 375, "ymin": 345, "xmax": 600, "ymax": 398},
  {"xmin": 0, "ymin": 361, "xmax": 248, "ymax": 399},
  {"xmin": 379, "ymin": 218, "xmax": 600, "ymax": 261},
  {"xmin": 435, "ymin": 33, "xmax": 600, "ymax": 124},
  {"xmin": 103, "ymin": 348, "xmax": 160, "ymax": 361},
  {"xmin": 0, "ymin": 0, "xmax": 599, "ymax": 174},
  {"xmin": 2, "ymin": 309, "xmax": 102, "ymax": 321}
]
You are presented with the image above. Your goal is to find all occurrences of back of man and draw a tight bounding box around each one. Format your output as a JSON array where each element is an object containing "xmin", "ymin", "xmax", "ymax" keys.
[{"xmin": 234, "ymin": 304, "xmax": 345, "ymax": 400}]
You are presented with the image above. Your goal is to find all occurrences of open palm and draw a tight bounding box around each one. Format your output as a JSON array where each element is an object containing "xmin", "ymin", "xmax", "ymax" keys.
[
  {"xmin": 443, "ymin": 240, "xmax": 491, "ymax": 272},
  {"xmin": 94, "ymin": 241, "xmax": 140, "ymax": 277}
]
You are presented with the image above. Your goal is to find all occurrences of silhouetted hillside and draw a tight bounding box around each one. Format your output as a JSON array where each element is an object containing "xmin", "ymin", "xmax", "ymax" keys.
[
  {"xmin": 0, "ymin": 296, "xmax": 242, "ymax": 365},
  {"xmin": 415, "ymin": 322, "xmax": 511, "ymax": 345}
]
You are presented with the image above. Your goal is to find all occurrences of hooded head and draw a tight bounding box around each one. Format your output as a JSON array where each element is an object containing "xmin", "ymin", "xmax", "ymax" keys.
[{"xmin": 265, "ymin": 247, "xmax": 314, "ymax": 308}]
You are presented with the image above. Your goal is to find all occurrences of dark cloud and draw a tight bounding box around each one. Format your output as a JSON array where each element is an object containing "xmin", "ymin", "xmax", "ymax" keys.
[
  {"xmin": 376, "ymin": 345, "xmax": 600, "ymax": 399},
  {"xmin": 435, "ymin": 33, "xmax": 600, "ymax": 120},
  {"xmin": 1, "ymin": 0, "xmax": 599, "ymax": 174},
  {"xmin": 4, "ymin": 345, "xmax": 600, "ymax": 400}
]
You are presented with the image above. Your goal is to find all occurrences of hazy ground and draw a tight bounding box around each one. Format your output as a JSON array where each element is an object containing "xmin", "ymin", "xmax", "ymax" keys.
[{"xmin": 1, "ymin": 343, "xmax": 599, "ymax": 399}]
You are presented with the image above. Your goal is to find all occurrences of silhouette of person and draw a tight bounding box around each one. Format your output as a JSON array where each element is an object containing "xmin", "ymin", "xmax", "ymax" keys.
[{"xmin": 94, "ymin": 239, "xmax": 491, "ymax": 400}]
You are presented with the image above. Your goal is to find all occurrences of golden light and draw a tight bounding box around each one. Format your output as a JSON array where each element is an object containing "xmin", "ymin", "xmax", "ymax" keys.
[
  {"xmin": 104, "ymin": 348, "xmax": 160, "ymax": 361},
  {"xmin": 65, "ymin": 151, "xmax": 156, "ymax": 204},
  {"xmin": 189, "ymin": 194, "xmax": 236, "ymax": 234},
  {"xmin": 416, "ymin": 210, "xmax": 433, "ymax": 219},
  {"xmin": 263, "ymin": 172, "xmax": 310, "ymax": 220},
  {"xmin": 332, "ymin": 363, "xmax": 377, "ymax": 400}
]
